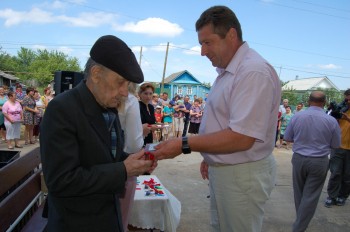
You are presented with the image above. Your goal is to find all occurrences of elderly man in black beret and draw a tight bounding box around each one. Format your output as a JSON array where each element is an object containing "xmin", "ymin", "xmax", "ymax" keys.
[{"xmin": 40, "ymin": 35, "xmax": 156, "ymax": 232}]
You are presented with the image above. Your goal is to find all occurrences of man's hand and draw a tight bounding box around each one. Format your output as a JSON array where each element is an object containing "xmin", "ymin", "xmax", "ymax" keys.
[
  {"xmin": 200, "ymin": 160, "xmax": 209, "ymax": 180},
  {"xmin": 152, "ymin": 138, "xmax": 182, "ymax": 160},
  {"xmin": 124, "ymin": 149, "xmax": 157, "ymax": 177}
]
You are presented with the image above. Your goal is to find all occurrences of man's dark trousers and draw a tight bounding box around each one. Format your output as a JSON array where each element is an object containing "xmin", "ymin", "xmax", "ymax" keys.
[
  {"xmin": 327, "ymin": 148, "xmax": 350, "ymax": 199},
  {"xmin": 182, "ymin": 118, "xmax": 190, "ymax": 137},
  {"xmin": 292, "ymin": 153, "xmax": 329, "ymax": 232}
]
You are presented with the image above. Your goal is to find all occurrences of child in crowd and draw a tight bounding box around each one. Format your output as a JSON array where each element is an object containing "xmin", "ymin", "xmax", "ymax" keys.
[
  {"xmin": 162, "ymin": 103, "xmax": 174, "ymax": 141},
  {"xmin": 173, "ymin": 100, "xmax": 185, "ymax": 137},
  {"xmin": 154, "ymin": 106, "xmax": 163, "ymax": 123},
  {"xmin": 154, "ymin": 105, "xmax": 163, "ymax": 142}
]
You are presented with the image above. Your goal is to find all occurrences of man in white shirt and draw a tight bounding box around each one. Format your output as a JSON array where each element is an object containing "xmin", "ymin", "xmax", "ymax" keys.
[
  {"xmin": 279, "ymin": 98, "xmax": 289, "ymax": 114},
  {"xmin": 153, "ymin": 6, "xmax": 280, "ymax": 231}
]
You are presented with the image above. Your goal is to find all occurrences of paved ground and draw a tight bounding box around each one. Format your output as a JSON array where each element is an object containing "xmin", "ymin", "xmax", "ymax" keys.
[
  {"xmin": 152, "ymin": 147, "xmax": 350, "ymax": 232},
  {"xmin": 4, "ymin": 140, "xmax": 349, "ymax": 232},
  {"xmin": 0, "ymin": 138, "xmax": 39, "ymax": 157}
]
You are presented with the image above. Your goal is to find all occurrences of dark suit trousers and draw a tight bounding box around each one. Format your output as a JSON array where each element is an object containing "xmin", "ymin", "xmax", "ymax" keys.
[
  {"xmin": 327, "ymin": 148, "xmax": 350, "ymax": 199},
  {"xmin": 182, "ymin": 117, "xmax": 190, "ymax": 137},
  {"xmin": 292, "ymin": 153, "xmax": 329, "ymax": 232}
]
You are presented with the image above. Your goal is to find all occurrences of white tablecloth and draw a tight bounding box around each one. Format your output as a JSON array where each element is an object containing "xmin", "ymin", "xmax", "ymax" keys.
[{"xmin": 129, "ymin": 175, "xmax": 181, "ymax": 232}]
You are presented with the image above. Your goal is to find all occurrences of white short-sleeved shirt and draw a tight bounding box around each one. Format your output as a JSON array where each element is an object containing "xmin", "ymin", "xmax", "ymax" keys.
[
  {"xmin": 118, "ymin": 93, "xmax": 144, "ymax": 154},
  {"xmin": 199, "ymin": 42, "xmax": 281, "ymax": 165}
]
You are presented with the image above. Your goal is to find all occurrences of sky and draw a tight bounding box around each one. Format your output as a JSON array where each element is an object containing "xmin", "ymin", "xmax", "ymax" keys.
[{"xmin": 0, "ymin": 0, "xmax": 349, "ymax": 90}]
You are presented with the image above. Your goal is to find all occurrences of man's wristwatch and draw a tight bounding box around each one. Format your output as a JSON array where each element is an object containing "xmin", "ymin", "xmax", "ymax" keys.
[{"xmin": 182, "ymin": 136, "xmax": 191, "ymax": 154}]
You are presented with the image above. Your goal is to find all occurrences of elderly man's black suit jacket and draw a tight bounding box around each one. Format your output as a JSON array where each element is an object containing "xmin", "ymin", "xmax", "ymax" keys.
[{"xmin": 40, "ymin": 81, "xmax": 127, "ymax": 232}]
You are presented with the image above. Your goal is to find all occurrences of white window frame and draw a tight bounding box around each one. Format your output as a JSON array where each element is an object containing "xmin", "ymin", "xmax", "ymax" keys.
[
  {"xmin": 187, "ymin": 85, "xmax": 192, "ymax": 95},
  {"xmin": 177, "ymin": 85, "xmax": 183, "ymax": 95}
]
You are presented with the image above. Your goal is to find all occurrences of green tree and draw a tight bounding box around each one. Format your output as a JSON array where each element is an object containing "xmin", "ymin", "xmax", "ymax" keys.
[
  {"xmin": 202, "ymin": 81, "xmax": 211, "ymax": 88},
  {"xmin": 0, "ymin": 47, "xmax": 17, "ymax": 71},
  {"xmin": 290, "ymin": 88, "xmax": 344, "ymax": 108},
  {"xmin": 2, "ymin": 47, "xmax": 81, "ymax": 87},
  {"xmin": 13, "ymin": 47, "xmax": 36, "ymax": 79},
  {"xmin": 281, "ymin": 87, "xmax": 299, "ymax": 106},
  {"xmin": 28, "ymin": 49, "xmax": 80, "ymax": 86},
  {"xmin": 321, "ymin": 88, "xmax": 344, "ymax": 104}
]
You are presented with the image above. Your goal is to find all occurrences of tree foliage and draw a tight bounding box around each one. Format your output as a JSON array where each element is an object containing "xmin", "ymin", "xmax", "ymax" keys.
[
  {"xmin": 281, "ymin": 86, "xmax": 344, "ymax": 107},
  {"xmin": 0, "ymin": 47, "xmax": 17, "ymax": 71},
  {"xmin": 0, "ymin": 47, "xmax": 81, "ymax": 87},
  {"xmin": 281, "ymin": 87, "xmax": 299, "ymax": 106},
  {"xmin": 320, "ymin": 88, "xmax": 344, "ymax": 104},
  {"xmin": 202, "ymin": 81, "xmax": 211, "ymax": 88}
]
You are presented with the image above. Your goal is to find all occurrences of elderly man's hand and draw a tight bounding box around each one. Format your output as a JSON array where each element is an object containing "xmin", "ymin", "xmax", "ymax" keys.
[
  {"xmin": 124, "ymin": 149, "xmax": 157, "ymax": 177},
  {"xmin": 152, "ymin": 138, "xmax": 183, "ymax": 160}
]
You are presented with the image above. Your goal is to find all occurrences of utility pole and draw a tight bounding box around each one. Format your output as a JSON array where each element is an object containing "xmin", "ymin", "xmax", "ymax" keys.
[
  {"xmin": 160, "ymin": 42, "xmax": 169, "ymax": 94},
  {"xmin": 139, "ymin": 46, "xmax": 143, "ymax": 66}
]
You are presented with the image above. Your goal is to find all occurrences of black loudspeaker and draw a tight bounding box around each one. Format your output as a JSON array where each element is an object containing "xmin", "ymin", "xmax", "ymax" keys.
[{"xmin": 54, "ymin": 71, "xmax": 84, "ymax": 95}]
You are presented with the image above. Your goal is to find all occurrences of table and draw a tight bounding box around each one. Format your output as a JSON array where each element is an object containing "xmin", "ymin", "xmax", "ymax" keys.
[{"xmin": 129, "ymin": 175, "xmax": 181, "ymax": 232}]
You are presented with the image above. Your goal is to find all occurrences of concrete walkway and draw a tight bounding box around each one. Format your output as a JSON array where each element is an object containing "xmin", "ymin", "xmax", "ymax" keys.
[
  {"xmin": 5, "ymin": 141, "xmax": 349, "ymax": 232},
  {"xmin": 152, "ymin": 147, "xmax": 350, "ymax": 232},
  {"xmin": 0, "ymin": 139, "xmax": 39, "ymax": 157}
]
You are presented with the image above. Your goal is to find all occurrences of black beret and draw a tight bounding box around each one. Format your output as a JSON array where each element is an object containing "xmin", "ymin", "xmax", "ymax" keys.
[{"xmin": 90, "ymin": 35, "xmax": 144, "ymax": 83}]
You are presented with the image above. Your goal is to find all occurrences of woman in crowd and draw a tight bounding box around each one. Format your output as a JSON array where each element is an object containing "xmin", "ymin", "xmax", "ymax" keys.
[
  {"xmin": 188, "ymin": 99, "xmax": 202, "ymax": 135},
  {"xmin": 0, "ymin": 86, "xmax": 8, "ymax": 141},
  {"xmin": 151, "ymin": 93, "xmax": 162, "ymax": 109},
  {"xmin": 138, "ymin": 83, "xmax": 156, "ymax": 145},
  {"xmin": 118, "ymin": 83, "xmax": 145, "ymax": 232},
  {"xmin": 33, "ymin": 90, "xmax": 45, "ymax": 141},
  {"xmin": 15, "ymin": 85, "xmax": 25, "ymax": 104},
  {"xmin": 198, "ymin": 97, "xmax": 205, "ymax": 111},
  {"xmin": 22, "ymin": 87, "xmax": 39, "ymax": 145},
  {"xmin": 43, "ymin": 86, "xmax": 53, "ymax": 107},
  {"xmin": 2, "ymin": 91, "xmax": 23, "ymax": 149},
  {"xmin": 3, "ymin": 85, "xmax": 9, "ymax": 95},
  {"xmin": 279, "ymin": 105, "xmax": 293, "ymax": 149}
]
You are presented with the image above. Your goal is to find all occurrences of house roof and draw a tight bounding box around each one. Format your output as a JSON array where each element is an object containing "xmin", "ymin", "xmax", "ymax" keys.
[
  {"xmin": 282, "ymin": 76, "xmax": 339, "ymax": 91},
  {"xmin": 0, "ymin": 70, "xmax": 19, "ymax": 81},
  {"xmin": 164, "ymin": 70, "xmax": 201, "ymax": 84}
]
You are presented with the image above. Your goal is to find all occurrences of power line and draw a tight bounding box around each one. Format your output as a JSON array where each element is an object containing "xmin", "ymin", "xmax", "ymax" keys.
[
  {"xmin": 59, "ymin": 0, "xmax": 143, "ymax": 22},
  {"xmin": 276, "ymin": 64, "xmax": 350, "ymax": 76},
  {"xmin": 139, "ymin": 54, "xmax": 163, "ymax": 78},
  {"xmin": 251, "ymin": 41, "xmax": 350, "ymax": 61},
  {"xmin": 262, "ymin": 0, "xmax": 350, "ymax": 20},
  {"xmin": 286, "ymin": 0, "xmax": 350, "ymax": 13},
  {"xmin": 0, "ymin": 41, "xmax": 90, "ymax": 47},
  {"xmin": 59, "ymin": 0, "xmax": 196, "ymax": 32},
  {"xmin": 3, "ymin": 40, "xmax": 348, "ymax": 61},
  {"xmin": 273, "ymin": 65, "xmax": 350, "ymax": 79},
  {"xmin": 2, "ymin": 43, "xmax": 349, "ymax": 79},
  {"xmin": 3, "ymin": 70, "xmax": 54, "ymax": 76}
]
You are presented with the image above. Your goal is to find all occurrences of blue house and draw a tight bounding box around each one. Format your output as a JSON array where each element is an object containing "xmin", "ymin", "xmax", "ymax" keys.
[{"xmin": 157, "ymin": 70, "xmax": 210, "ymax": 101}]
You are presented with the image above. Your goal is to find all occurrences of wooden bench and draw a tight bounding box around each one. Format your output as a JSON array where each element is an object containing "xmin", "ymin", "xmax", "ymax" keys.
[{"xmin": 0, "ymin": 147, "xmax": 47, "ymax": 232}]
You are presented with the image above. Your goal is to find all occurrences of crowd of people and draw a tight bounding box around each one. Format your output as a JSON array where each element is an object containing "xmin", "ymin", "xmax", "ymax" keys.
[
  {"xmin": 0, "ymin": 84, "xmax": 54, "ymax": 149},
  {"xmin": 138, "ymin": 88, "xmax": 205, "ymax": 143}
]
